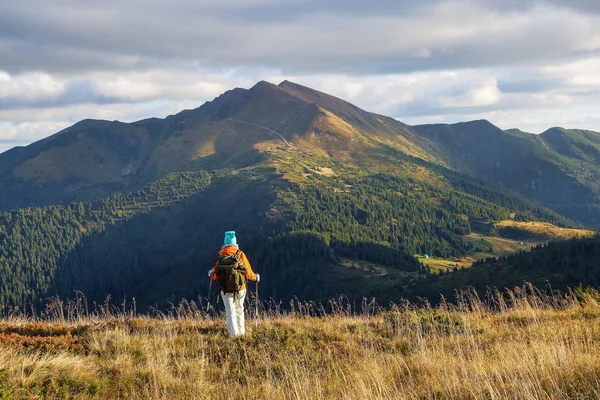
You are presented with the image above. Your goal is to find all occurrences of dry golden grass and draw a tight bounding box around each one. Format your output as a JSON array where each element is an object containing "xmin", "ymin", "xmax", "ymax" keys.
[
  {"xmin": 418, "ymin": 255, "xmax": 474, "ymax": 273},
  {"xmin": 314, "ymin": 167, "xmax": 336, "ymax": 176},
  {"xmin": 1, "ymin": 287, "xmax": 600, "ymax": 399},
  {"xmin": 495, "ymin": 220, "xmax": 595, "ymax": 240}
]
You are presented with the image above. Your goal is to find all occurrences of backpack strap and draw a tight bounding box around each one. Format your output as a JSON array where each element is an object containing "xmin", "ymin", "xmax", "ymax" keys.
[
  {"xmin": 234, "ymin": 249, "xmax": 244, "ymax": 299},
  {"xmin": 234, "ymin": 249, "xmax": 242, "ymax": 267}
]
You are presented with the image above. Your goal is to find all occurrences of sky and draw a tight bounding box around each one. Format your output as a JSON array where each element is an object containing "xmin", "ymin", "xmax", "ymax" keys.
[{"xmin": 2, "ymin": 0, "xmax": 600, "ymax": 153}]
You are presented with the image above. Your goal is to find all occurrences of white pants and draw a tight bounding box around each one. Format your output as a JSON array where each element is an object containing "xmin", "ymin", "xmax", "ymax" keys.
[{"xmin": 221, "ymin": 289, "xmax": 246, "ymax": 338}]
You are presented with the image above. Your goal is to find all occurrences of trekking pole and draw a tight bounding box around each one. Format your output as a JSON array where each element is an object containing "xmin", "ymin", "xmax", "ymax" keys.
[
  {"xmin": 206, "ymin": 279, "xmax": 212, "ymax": 312},
  {"xmin": 255, "ymin": 279, "xmax": 259, "ymax": 324}
]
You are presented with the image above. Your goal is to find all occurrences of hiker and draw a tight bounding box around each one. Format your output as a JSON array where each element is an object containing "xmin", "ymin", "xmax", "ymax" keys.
[{"xmin": 208, "ymin": 231, "xmax": 260, "ymax": 338}]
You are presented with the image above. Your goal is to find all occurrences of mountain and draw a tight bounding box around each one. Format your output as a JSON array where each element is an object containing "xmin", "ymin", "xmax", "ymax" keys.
[
  {"xmin": 0, "ymin": 81, "xmax": 427, "ymax": 211},
  {"xmin": 0, "ymin": 80, "xmax": 597, "ymax": 308},
  {"xmin": 2, "ymin": 82, "xmax": 599, "ymax": 226},
  {"xmin": 411, "ymin": 122, "xmax": 600, "ymax": 225}
]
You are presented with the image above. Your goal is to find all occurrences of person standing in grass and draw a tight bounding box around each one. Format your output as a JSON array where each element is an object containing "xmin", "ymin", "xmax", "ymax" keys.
[{"xmin": 208, "ymin": 231, "xmax": 260, "ymax": 338}]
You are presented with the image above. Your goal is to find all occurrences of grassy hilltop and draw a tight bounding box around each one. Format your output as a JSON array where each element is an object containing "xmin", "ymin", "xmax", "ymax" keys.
[{"xmin": 1, "ymin": 286, "xmax": 600, "ymax": 399}]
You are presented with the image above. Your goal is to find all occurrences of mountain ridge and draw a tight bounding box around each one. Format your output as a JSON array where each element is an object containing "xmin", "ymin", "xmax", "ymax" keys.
[
  {"xmin": 2, "ymin": 80, "xmax": 600, "ymax": 308},
  {"xmin": 1, "ymin": 80, "xmax": 599, "ymax": 226}
]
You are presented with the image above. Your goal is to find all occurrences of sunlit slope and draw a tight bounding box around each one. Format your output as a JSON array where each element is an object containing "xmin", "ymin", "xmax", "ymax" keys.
[{"xmin": 0, "ymin": 81, "xmax": 439, "ymax": 211}]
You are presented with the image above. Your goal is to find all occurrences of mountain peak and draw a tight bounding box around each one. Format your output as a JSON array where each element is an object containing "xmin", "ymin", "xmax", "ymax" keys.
[
  {"xmin": 414, "ymin": 119, "xmax": 501, "ymax": 132},
  {"xmin": 277, "ymin": 80, "xmax": 369, "ymax": 118},
  {"xmin": 459, "ymin": 119, "xmax": 495, "ymax": 128},
  {"xmin": 505, "ymin": 128, "xmax": 531, "ymax": 134},
  {"xmin": 251, "ymin": 80, "xmax": 278, "ymax": 90},
  {"xmin": 278, "ymin": 80, "xmax": 311, "ymax": 91},
  {"xmin": 278, "ymin": 80, "xmax": 342, "ymax": 103},
  {"xmin": 68, "ymin": 119, "xmax": 112, "ymax": 131},
  {"xmin": 542, "ymin": 127, "xmax": 568, "ymax": 135},
  {"xmin": 246, "ymin": 80, "xmax": 295, "ymax": 101}
]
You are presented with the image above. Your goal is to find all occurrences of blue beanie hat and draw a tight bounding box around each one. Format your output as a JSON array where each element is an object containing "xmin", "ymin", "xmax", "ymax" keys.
[{"xmin": 224, "ymin": 231, "xmax": 237, "ymax": 245}]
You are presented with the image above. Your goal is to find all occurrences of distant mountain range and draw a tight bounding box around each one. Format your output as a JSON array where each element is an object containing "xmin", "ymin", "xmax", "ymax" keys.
[
  {"xmin": 2, "ymin": 81, "xmax": 599, "ymax": 225},
  {"xmin": 0, "ymin": 81, "xmax": 598, "ymax": 308}
]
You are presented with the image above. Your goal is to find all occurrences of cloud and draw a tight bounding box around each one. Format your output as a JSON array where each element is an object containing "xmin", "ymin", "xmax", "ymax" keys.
[
  {"xmin": 0, "ymin": 100, "xmax": 202, "ymax": 126},
  {"xmin": 0, "ymin": 74, "xmax": 119, "ymax": 109},
  {"xmin": 0, "ymin": 121, "xmax": 71, "ymax": 152},
  {"xmin": 0, "ymin": 69, "xmax": 256, "ymax": 109},
  {"xmin": 2, "ymin": 0, "xmax": 600, "ymax": 153},
  {"xmin": 2, "ymin": 1, "xmax": 600, "ymax": 75},
  {"xmin": 439, "ymin": 79, "xmax": 501, "ymax": 108},
  {"xmin": 0, "ymin": 99, "xmax": 202, "ymax": 153},
  {"xmin": 497, "ymin": 76, "xmax": 564, "ymax": 93}
]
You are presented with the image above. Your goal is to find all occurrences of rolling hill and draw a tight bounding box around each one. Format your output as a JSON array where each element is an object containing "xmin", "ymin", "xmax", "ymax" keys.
[{"xmin": 0, "ymin": 80, "xmax": 598, "ymax": 309}]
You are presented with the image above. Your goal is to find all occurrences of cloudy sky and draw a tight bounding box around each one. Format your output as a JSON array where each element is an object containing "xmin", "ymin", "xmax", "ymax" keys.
[{"xmin": 2, "ymin": 0, "xmax": 600, "ymax": 152}]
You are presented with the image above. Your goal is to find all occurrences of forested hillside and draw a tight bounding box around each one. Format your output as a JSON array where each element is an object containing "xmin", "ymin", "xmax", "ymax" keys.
[
  {"xmin": 412, "ymin": 234, "xmax": 600, "ymax": 302},
  {"xmin": 1, "ymin": 80, "xmax": 599, "ymax": 309},
  {"xmin": 0, "ymin": 158, "xmax": 587, "ymax": 309},
  {"xmin": 412, "ymin": 121, "xmax": 600, "ymax": 225},
  {"xmin": 0, "ymin": 171, "xmax": 213, "ymax": 307}
]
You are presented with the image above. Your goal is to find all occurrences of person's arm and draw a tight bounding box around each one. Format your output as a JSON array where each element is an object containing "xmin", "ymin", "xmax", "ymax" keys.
[
  {"xmin": 209, "ymin": 254, "xmax": 220, "ymax": 280},
  {"xmin": 240, "ymin": 251, "xmax": 257, "ymax": 281}
]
